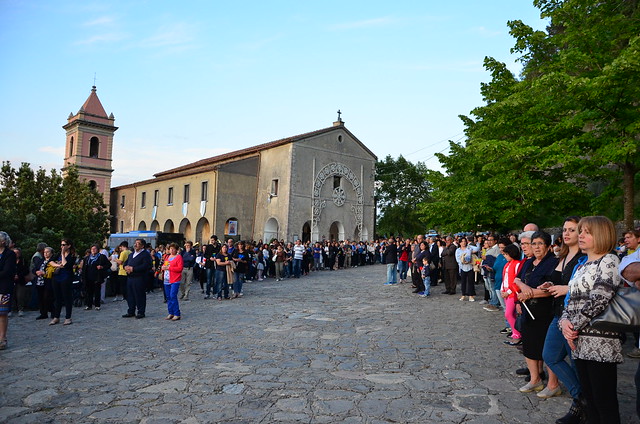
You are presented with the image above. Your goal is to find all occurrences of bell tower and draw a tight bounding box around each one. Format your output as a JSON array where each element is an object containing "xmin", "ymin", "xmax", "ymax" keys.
[{"xmin": 62, "ymin": 86, "xmax": 118, "ymax": 207}]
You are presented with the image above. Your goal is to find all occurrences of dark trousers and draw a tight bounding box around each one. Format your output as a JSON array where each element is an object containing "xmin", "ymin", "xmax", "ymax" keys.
[
  {"xmin": 444, "ymin": 267, "xmax": 458, "ymax": 294},
  {"xmin": 430, "ymin": 265, "xmax": 439, "ymax": 285},
  {"xmin": 412, "ymin": 264, "xmax": 424, "ymax": 291},
  {"xmin": 118, "ymin": 275, "xmax": 128, "ymax": 299},
  {"xmin": 461, "ymin": 270, "xmax": 475, "ymax": 296},
  {"xmin": 36, "ymin": 281, "xmax": 54, "ymax": 317},
  {"xmin": 126, "ymin": 276, "xmax": 147, "ymax": 315},
  {"xmin": 85, "ymin": 279, "xmax": 102, "ymax": 308},
  {"xmin": 575, "ymin": 358, "xmax": 620, "ymax": 424},
  {"xmin": 52, "ymin": 279, "xmax": 73, "ymax": 319}
]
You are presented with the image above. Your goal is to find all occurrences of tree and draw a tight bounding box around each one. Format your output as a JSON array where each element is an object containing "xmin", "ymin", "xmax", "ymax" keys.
[
  {"xmin": 0, "ymin": 162, "xmax": 110, "ymax": 259},
  {"xmin": 513, "ymin": 0, "xmax": 640, "ymax": 229},
  {"xmin": 375, "ymin": 155, "xmax": 431, "ymax": 237},
  {"xmin": 423, "ymin": 0, "xmax": 640, "ymax": 230}
]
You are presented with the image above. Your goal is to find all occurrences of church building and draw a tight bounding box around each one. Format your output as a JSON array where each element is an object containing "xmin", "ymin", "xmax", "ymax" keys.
[{"xmin": 65, "ymin": 87, "xmax": 377, "ymax": 244}]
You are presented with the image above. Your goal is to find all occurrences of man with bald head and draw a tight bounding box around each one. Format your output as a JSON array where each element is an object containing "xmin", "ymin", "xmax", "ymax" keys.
[{"xmin": 523, "ymin": 223, "xmax": 538, "ymax": 232}]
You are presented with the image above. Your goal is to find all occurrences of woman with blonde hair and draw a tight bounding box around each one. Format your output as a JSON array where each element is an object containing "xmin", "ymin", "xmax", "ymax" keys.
[{"xmin": 561, "ymin": 216, "xmax": 622, "ymax": 423}]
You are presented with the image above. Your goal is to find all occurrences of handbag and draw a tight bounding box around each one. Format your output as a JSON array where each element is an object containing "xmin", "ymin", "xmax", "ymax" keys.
[{"xmin": 590, "ymin": 287, "xmax": 640, "ymax": 332}]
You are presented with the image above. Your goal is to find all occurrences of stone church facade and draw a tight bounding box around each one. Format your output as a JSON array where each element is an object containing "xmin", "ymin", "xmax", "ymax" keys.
[
  {"xmin": 109, "ymin": 120, "xmax": 377, "ymax": 244},
  {"xmin": 64, "ymin": 87, "xmax": 377, "ymax": 244}
]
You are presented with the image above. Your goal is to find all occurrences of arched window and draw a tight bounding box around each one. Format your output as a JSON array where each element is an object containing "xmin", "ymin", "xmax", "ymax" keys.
[
  {"xmin": 69, "ymin": 137, "xmax": 74, "ymax": 157},
  {"xmin": 88, "ymin": 180, "xmax": 97, "ymax": 190},
  {"xmin": 89, "ymin": 137, "xmax": 99, "ymax": 158}
]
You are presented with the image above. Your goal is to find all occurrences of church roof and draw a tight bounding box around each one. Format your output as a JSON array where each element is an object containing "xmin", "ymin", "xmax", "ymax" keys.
[
  {"xmin": 81, "ymin": 86, "xmax": 108, "ymax": 117},
  {"xmin": 153, "ymin": 124, "xmax": 376, "ymax": 178},
  {"xmin": 64, "ymin": 86, "xmax": 114, "ymax": 129},
  {"xmin": 112, "ymin": 124, "xmax": 376, "ymax": 190}
]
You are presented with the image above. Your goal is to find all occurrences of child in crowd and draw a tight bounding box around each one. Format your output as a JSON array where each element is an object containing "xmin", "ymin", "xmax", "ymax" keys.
[
  {"xmin": 420, "ymin": 256, "xmax": 431, "ymax": 297},
  {"xmin": 500, "ymin": 244, "xmax": 523, "ymax": 345},
  {"xmin": 255, "ymin": 250, "xmax": 265, "ymax": 281}
]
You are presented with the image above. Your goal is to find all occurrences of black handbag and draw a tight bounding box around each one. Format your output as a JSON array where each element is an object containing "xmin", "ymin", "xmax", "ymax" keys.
[{"xmin": 590, "ymin": 287, "xmax": 640, "ymax": 332}]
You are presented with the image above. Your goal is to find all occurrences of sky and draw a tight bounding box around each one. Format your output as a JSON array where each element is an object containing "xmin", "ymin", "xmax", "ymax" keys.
[{"xmin": 0, "ymin": 1, "xmax": 548, "ymax": 187}]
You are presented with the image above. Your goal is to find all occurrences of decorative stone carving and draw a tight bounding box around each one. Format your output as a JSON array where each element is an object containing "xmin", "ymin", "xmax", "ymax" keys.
[
  {"xmin": 312, "ymin": 162, "xmax": 363, "ymax": 234},
  {"xmin": 332, "ymin": 187, "xmax": 346, "ymax": 206}
]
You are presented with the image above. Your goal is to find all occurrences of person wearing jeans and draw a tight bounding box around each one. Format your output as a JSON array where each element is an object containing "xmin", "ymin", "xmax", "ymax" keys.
[
  {"xmin": 232, "ymin": 241, "xmax": 249, "ymax": 297},
  {"xmin": 383, "ymin": 237, "xmax": 398, "ymax": 285},
  {"xmin": 214, "ymin": 245, "xmax": 231, "ymax": 300},
  {"xmin": 292, "ymin": 240, "xmax": 305, "ymax": 278}
]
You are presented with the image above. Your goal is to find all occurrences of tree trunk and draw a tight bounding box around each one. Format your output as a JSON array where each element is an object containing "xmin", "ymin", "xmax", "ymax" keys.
[{"xmin": 623, "ymin": 161, "xmax": 636, "ymax": 230}]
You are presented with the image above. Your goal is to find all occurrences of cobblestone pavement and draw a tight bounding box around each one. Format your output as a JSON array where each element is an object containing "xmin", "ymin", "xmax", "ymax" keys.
[{"xmin": 1, "ymin": 264, "xmax": 638, "ymax": 423}]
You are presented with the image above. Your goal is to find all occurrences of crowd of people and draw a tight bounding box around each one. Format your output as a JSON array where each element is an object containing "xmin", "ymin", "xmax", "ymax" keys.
[
  {"xmin": 1, "ymin": 218, "xmax": 639, "ymax": 423},
  {"xmin": 0, "ymin": 234, "xmax": 393, "ymax": 335},
  {"xmin": 376, "ymin": 219, "xmax": 638, "ymax": 424}
]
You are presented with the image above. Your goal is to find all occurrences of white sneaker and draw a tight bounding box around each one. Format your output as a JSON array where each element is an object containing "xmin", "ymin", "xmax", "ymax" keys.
[
  {"xmin": 459, "ymin": 296, "xmax": 467, "ymax": 301},
  {"xmin": 469, "ymin": 296, "xmax": 475, "ymax": 302}
]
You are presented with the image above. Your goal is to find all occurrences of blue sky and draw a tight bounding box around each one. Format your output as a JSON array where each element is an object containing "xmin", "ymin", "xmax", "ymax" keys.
[{"xmin": 0, "ymin": 1, "xmax": 548, "ymax": 186}]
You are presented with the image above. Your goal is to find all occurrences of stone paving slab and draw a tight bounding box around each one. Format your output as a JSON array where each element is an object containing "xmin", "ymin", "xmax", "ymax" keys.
[{"xmin": 0, "ymin": 264, "xmax": 638, "ymax": 423}]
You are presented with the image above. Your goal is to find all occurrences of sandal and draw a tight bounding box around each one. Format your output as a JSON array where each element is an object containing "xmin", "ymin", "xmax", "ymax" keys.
[
  {"xmin": 63, "ymin": 319, "xmax": 72, "ymax": 325},
  {"xmin": 49, "ymin": 318, "xmax": 59, "ymax": 325},
  {"xmin": 0, "ymin": 339, "xmax": 7, "ymax": 350},
  {"xmin": 165, "ymin": 315, "xmax": 174, "ymax": 320},
  {"xmin": 171, "ymin": 315, "xmax": 181, "ymax": 321}
]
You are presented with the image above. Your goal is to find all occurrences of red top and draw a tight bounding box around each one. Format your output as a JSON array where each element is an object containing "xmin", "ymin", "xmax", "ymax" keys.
[
  {"xmin": 501, "ymin": 259, "xmax": 523, "ymax": 300},
  {"xmin": 164, "ymin": 254, "xmax": 184, "ymax": 284}
]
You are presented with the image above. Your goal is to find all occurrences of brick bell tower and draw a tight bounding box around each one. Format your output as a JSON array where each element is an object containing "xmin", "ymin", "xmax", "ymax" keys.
[{"xmin": 62, "ymin": 86, "xmax": 117, "ymax": 207}]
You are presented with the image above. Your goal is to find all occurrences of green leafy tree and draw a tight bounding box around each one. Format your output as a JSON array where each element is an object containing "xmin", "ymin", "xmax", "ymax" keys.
[
  {"xmin": 423, "ymin": 0, "xmax": 640, "ymax": 230},
  {"xmin": 0, "ymin": 162, "xmax": 109, "ymax": 259},
  {"xmin": 512, "ymin": 0, "xmax": 640, "ymax": 229},
  {"xmin": 375, "ymin": 155, "xmax": 431, "ymax": 237}
]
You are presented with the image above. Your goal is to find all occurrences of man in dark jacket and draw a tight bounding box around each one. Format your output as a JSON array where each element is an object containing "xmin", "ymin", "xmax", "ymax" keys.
[
  {"xmin": 179, "ymin": 241, "xmax": 197, "ymax": 301},
  {"xmin": 82, "ymin": 244, "xmax": 110, "ymax": 310},
  {"xmin": 383, "ymin": 237, "xmax": 398, "ymax": 285},
  {"xmin": 123, "ymin": 239, "xmax": 152, "ymax": 319},
  {"xmin": 428, "ymin": 237, "xmax": 440, "ymax": 286},
  {"xmin": 441, "ymin": 236, "xmax": 459, "ymax": 295},
  {"xmin": 203, "ymin": 235, "xmax": 220, "ymax": 299}
]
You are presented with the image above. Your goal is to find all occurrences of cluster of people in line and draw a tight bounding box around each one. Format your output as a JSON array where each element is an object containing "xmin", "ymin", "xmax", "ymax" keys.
[
  {"xmin": 2, "ymin": 219, "xmax": 640, "ymax": 423},
  {"xmin": 0, "ymin": 233, "xmax": 395, "ymax": 347},
  {"xmin": 379, "ymin": 219, "xmax": 640, "ymax": 424}
]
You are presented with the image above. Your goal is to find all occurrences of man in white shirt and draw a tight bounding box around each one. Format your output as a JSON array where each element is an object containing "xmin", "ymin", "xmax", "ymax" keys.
[{"xmin": 292, "ymin": 239, "xmax": 305, "ymax": 278}]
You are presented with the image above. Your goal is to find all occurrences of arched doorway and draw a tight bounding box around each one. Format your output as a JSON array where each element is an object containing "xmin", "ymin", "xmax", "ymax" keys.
[
  {"xmin": 264, "ymin": 218, "xmax": 278, "ymax": 243},
  {"xmin": 164, "ymin": 219, "xmax": 175, "ymax": 233},
  {"xmin": 179, "ymin": 218, "xmax": 192, "ymax": 240},
  {"xmin": 302, "ymin": 221, "xmax": 311, "ymax": 243},
  {"xmin": 329, "ymin": 221, "xmax": 344, "ymax": 242},
  {"xmin": 195, "ymin": 217, "xmax": 210, "ymax": 245},
  {"xmin": 138, "ymin": 221, "xmax": 147, "ymax": 231},
  {"xmin": 361, "ymin": 227, "xmax": 369, "ymax": 241},
  {"xmin": 150, "ymin": 220, "xmax": 160, "ymax": 231}
]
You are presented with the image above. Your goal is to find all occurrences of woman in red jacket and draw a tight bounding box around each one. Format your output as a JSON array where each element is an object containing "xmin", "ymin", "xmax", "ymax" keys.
[{"xmin": 162, "ymin": 243, "xmax": 184, "ymax": 321}]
